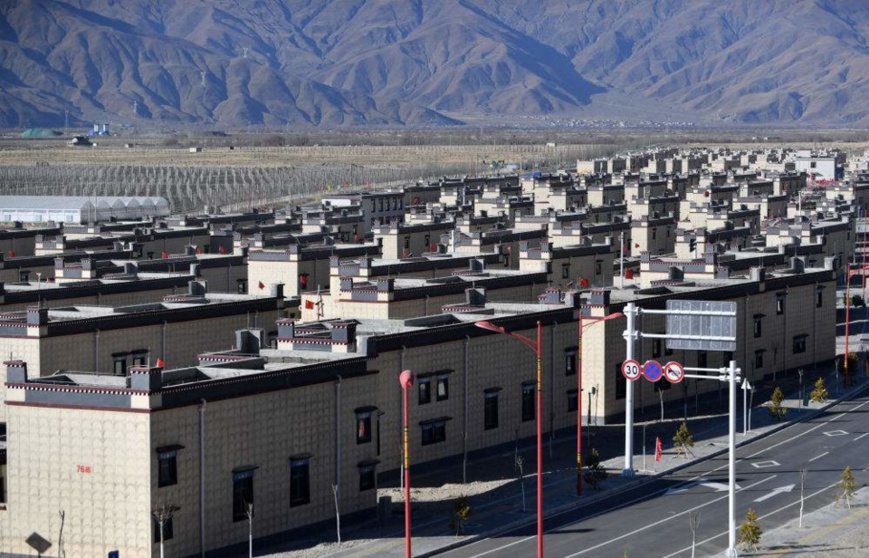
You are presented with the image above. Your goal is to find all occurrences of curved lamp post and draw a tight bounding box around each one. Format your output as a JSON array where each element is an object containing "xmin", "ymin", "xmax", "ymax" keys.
[
  {"xmin": 475, "ymin": 320, "xmax": 543, "ymax": 558},
  {"xmin": 399, "ymin": 369, "xmax": 414, "ymax": 558},
  {"xmin": 576, "ymin": 310, "xmax": 623, "ymax": 496}
]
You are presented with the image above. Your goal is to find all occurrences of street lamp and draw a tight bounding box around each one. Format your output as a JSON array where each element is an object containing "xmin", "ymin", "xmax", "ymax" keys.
[
  {"xmin": 399, "ymin": 369, "xmax": 414, "ymax": 558},
  {"xmin": 475, "ymin": 320, "xmax": 543, "ymax": 558},
  {"xmin": 576, "ymin": 309, "xmax": 623, "ymax": 496}
]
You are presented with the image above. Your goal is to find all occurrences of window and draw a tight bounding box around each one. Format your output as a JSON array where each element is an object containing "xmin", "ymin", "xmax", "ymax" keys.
[
  {"xmin": 595, "ymin": 260, "xmax": 602, "ymax": 275},
  {"xmin": 754, "ymin": 318, "xmax": 762, "ymax": 338},
  {"xmin": 816, "ymin": 289, "xmax": 823, "ymax": 308},
  {"xmin": 289, "ymin": 457, "xmax": 310, "ymax": 508},
  {"xmin": 776, "ymin": 294, "xmax": 785, "ymax": 315},
  {"xmin": 521, "ymin": 381, "xmax": 535, "ymax": 422},
  {"xmin": 421, "ymin": 418, "xmax": 448, "ymax": 446},
  {"xmin": 755, "ymin": 350, "xmax": 764, "ymax": 370},
  {"xmin": 436, "ymin": 375, "xmax": 449, "ymax": 401},
  {"xmin": 232, "ymin": 468, "xmax": 256, "ymax": 521},
  {"xmin": 793, "ymin": 335, "xmax": 807, "ymax": 354},
  {"xmin": 567, "ymin": 389, "xmax": 578, "ymax": 412},
  {"xmin": 562, "ymin": 263, "xmax": 570, "ymax": 279},
  {"xmin": 153, "ymin": 516, "xmax": 174, "ymax": 543},
  {"xmin": 404, "ymin": 236, "xmax": 410, "ymax": 250},
  {"xmin": 358, "ymin": 461, "xmax": 377, "ymax": 492},
  {"xmin": 615, "ymin": 362, "xmax": 626, "ymax": 400},
  {"xmin": 18, "ymin": 270, "xmax": 29, "ymax": 282},
  {"xmin": 355, "ymin": 409, "xmax": 373, "ymax": 445},
  {"xmin": 652, "ymin": 229, "xmax": 657, "ymax": 240},
  {"xmin": 418, "ymin": 377, "xmax": 431, "ymax": 405},
  {"xmin": 237, "ymin": 278, "xmax": 247, "ymax": 294},
  {"xmin": 113, "ymin": 356, "xmax": 126, "ymax": 376},
  {"xmin": 565, "ymin": 348, "xmax": 577, "ymax": 376},
  {"xmin": 132, "ymin": 354, "xmax": 147, "ymax": 367},
  {"xmin": 484, "ymin": 390, "xmax": 499, "ymax": 430},
  {"xmin": 652, "ymin": 339, "xmax": 662, "ymax": 358},
  {"xmin": 157, "ymin": 448, "xmax": 179, "ymax": 488}
]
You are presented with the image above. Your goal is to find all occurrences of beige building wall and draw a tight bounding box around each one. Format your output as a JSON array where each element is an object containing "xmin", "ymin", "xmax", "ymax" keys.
[
  {"xmin": 1, "ymin": 405, "xmax": 152, "ymax": 557},
  {"xmin": 149, "ymin": 374, "xmax": 378, "ymax": 556}
]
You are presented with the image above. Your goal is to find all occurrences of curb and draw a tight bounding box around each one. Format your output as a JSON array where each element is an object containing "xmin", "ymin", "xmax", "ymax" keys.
[{"xmin": 415, "ymin": 380, "xmax": 869, "ymax": 558}]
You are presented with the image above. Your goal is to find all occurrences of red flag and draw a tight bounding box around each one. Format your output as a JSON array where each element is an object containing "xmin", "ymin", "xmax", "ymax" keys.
[
  {"xmin": 8, "ymin": 250, "xmax": 14, "ymax": 257},
  {"xmin": 299, "ymin": 274, "xmax": 308, "ymax": 288},
  {"xmin": 155, "ymin": 358, "xmax": 165, "ymax": 369},
  {"xmin": 634, "ymin": 243, "xmax": 640, "ymax": 248},
  {"xmin": 195, "ymin": 248, "xmax": 202, "ymax": 254},
  {"xmin": 625, "ymin": 269, "xmax": 634, "ymax": 280},
  {"xmin": 161, "ymin": 251, "xmax": 169, "ymax": 259},
  {"xmin": 579, "ymin": 277, "xmax": 590, "ymax": 288},
  {"xmin": 655, "ymin": 437, "xmax": 663, "ymax": 462},
  {"xmin": 304, "ymin": 300, "xmax": 315, "ymax": 310},
  {"xmin": 258, "ymin": 281, "xmax": 265, "ymax": 290},
  {"xmin": 218, "ymin": 246, "xmax": 227, "ymax": 254}
]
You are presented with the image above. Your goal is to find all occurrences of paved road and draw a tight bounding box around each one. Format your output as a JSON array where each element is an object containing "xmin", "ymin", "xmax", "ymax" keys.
[{"xmin": 438, "ymin": 393, "xmax": 869, "ymax": 558}]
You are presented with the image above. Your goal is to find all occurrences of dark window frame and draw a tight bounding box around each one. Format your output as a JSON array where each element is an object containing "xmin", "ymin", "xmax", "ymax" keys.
[
  {"xmin": 565, "ymin": 347, "xmax": 577, "ymax": 377},
  {"xmin": 232, "ymin": 469, "xmax": 256, "ymax": 522},
  {"xmin": 484, "ymin": 390, "xmax": 500, "ymax": 430},
  {"xmin": 436, "ymin": 375, "xmax": 449, "ymax": 402},
  {"xmin": 289, "ymin": 458, "xmax": 311, "ymax": 508},
  {"xmin": 567, "ymin": 389, "xmax": 579, "ymax": 413},
  {"xmin": 418, "ymin": 377, "xmax": 432, "ymax": 405},
  {"xmin": 421, "ymin": 418, "xmax": 448, "ymax": 446},
  {"xmin": 153, "ymin": 515, "xmax": 174, "ymax": 543},
  {"xmin": 157, "ymin": 450, "xmax": 178, "ymax": 488},
  {"xmin": 521, "ymin": 381, "xmax": 535, "ymax": 422}
]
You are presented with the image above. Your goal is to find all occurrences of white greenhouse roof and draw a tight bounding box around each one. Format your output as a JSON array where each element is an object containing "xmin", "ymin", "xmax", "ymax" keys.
[{"xmin": 0, "ymin": 196, "xmax": 170, "ymax": 212}]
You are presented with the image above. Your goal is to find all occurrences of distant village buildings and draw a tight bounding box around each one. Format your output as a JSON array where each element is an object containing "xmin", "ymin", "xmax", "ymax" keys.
[{"xmin": 0, "ymin": 145, "xmax": 865, "ymax": 556}]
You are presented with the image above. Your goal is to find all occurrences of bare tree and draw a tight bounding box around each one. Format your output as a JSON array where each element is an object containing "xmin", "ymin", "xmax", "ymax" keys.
[
  {"xmin": 152, "ymin": 503, "xmax": 179, "ymax": 558},
  {"xmin": 799, "ymin": 468, "xmax": 807, "ymax": 528},
  {"xmin": 246, "ymin": 502, "xmax": 255, "ymax": 558},
  {"xmin": 688, "ymin": 512, "xmax": 700, "ymax": 558},
  {"xmin": 332, "ymin": 483, "xmax": 342, "ymax": 544},
  {"xmin": 57, "ymin": 509, "xmax": 66, "ymax": 558},
  {"xmin": 515, "ymin": 454, "xmax": 526, "ymax": 512}
]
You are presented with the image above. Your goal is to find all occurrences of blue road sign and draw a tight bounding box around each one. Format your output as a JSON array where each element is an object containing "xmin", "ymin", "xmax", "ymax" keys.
[{"xmin": 642, "ymin": 360, "xmax": 663, "ymax": 382}]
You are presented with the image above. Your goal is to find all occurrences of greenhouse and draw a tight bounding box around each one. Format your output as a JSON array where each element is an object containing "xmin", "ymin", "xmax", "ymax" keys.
[{"xmin": 0, "ymin": 196, "xmax": 171, "ymax": 224}]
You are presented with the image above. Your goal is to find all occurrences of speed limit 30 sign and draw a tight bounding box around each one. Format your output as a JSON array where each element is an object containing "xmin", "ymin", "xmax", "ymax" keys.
[{"xmin": 621, "ymin": 359, "xmax": 641, "ymax": 381}]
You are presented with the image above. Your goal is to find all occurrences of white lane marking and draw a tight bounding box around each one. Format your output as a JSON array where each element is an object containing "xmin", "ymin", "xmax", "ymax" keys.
[
  {"xmin": 856, "ymin": 433, "xmax": 869, "ymax": 441},
  {"xmin": 809, "ymin": 451, "xmax": 829, "ymax": 462},
  {"xmin": 662, "ymin": 479, "xmax": 842, "ymax": 558},
  {"xmin": 461, "ymin": 397, "xmax": 869, "ymax": 558},
  {"xmin": 559, "ymin": 476, "xmax": 777, "ymax": 558},
  {"xmin": 665, "ymin": 480, "xmax": 741, "ymax": 495},
  {"xmin": 751, "ymin": 460, "xmax": 780, "ymax": 469},
  {"xmin": 823, "ymin": 430, "xmax": 849, "ymax": 437},
  {"xmin": 753, "ymin": 484, "xmax": 795, "ymax": 502}
]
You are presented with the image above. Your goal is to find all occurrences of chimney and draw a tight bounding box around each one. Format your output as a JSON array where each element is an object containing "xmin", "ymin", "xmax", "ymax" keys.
[
  {"xmin": 188, "ymin": 280, "xmax": 207, "ymax": 296},
  {"xmin": 750, "ymin": 267, "xmax": 766, "ymax": 283},
  {"xmin": 466, "ymin": 287, "xmax": 486, "ymax": 306},
  {"xmin": 189, "ymin": 263, "xmax": 201, "ymax": 277},
  {"xmin": 235, "ymin": 329, "xmax": 264, "ymax": 354},
  {"xmin": 587, "ymin": 289, "xmax": 610, "ymax": 306},
  {"xmin": 26, "ymin": 306, "xmax": 48, "ymax": 326},
  {"xmin": 331, "ymin": 321, "xmax": 357, "ymax": 344},
  {"xmin": 5, "ymin": 360, "xmax": 27, "ymax": 383},
  {"xmin": 129, "ymin": 365, "xmax": 162, "ymax": 391}
]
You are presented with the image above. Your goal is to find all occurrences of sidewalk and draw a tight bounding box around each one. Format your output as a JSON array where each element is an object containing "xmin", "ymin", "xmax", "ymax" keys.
[{"xmin": 262, "ymin": 365, "xmax": 869, "ymax": 558}]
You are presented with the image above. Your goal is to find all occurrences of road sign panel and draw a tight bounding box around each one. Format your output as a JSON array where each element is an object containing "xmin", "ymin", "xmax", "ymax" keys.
[
  {"xmin": 664, "ymin": 361, "xmax": 684, "ymax": 383},
  {"xmin": 642, "ymin": 360, "xmax": 663, "ymax": 382},
  {"xmin": 622, "ymin": 359, "xmax": 641, "ymax": 381},
  {"xmin": 665, "ymin": 300, "xmax": 737, "ymax": 352}
]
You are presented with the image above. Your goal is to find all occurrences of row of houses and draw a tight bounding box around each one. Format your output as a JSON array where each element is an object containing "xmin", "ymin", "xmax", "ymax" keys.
[{"xmin": 0, "ymin": 145, "xmax": 866, "ymax": 556}]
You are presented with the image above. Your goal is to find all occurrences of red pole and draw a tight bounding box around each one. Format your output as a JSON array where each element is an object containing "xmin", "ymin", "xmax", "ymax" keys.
[
  {"xmin": 536, "ymin": 320, "xmax": 543, "ymax": 558},
  {"xmin": 577, "ymin": 312, "xmax": 583, "ymax": 497},
  {"xmin": 399, "ymin": 370, "xmax": 414, "ymax": 558},
  {"xmin": 845, "ymin": 269, "xmax": 851, "ymax": 389}
]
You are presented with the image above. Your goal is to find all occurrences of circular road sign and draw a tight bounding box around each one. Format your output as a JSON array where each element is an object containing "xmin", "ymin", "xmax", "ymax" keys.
[
  {"xmin": 663, "ymin": 361, "xmax": 685, "ymax": 384},
  {"xmin": 642, "ymin": 360, "xmax": 663, "ymax": 382},
  {"xmin": 621, "ymin": 359, "xmax": 642, "ymax": 381}
]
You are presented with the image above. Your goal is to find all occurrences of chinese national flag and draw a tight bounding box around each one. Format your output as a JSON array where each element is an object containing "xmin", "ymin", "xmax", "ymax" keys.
[
  {"xmin": 299, "ymin": 274, "xmax": 308, "ymax": 288},
  {"xmin": 579, "ymin": 277, "xmax": 590, "ymax": 288},
  {"xmin": 304, "ymin": 300, "xmax": 315, "ymax": 310},
  {"xmin": 655, "ymin": 436, "xmax": 663, "ymax": 462},
  {"xmin": 634, "ymin": 243, "xmax": 640, "ymax": 249},
  {"xmin": 161, "ymin": 251, "xmax": 169, "ymax": 259},
  {"xmin": 156, "ymin": 358, "xmax": 165, "ymax": 369},
  {"xmin": 218, "ymin": 246, "xmax": 227, "ymax": 254},
  {"xmin": 258, "ymin": 281, "xmax": 265, "ymax": 290},
  {"xmin": 8, "ymin": 250, "xmax": 14, "ymax": 257},
  {"xmin": 625, "ymin": 269, "xmax": 634, "ymax": 280}
]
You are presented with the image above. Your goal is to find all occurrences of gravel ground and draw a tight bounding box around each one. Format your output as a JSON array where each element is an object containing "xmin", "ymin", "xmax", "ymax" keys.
[{"xmin": 745, "ymin": 487, "xmax": 869, "ymax": 557}]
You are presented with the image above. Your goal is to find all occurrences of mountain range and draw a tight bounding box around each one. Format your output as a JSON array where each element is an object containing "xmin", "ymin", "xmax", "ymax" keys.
[{"xmin": 1, "ymin": 0, "xmax": 867, "ymax": 129}]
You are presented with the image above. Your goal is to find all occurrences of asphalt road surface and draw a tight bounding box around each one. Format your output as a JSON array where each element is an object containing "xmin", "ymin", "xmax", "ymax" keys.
[{"xmin": 438, "ymin": 391, "xmax": 869, "ymax": 558}]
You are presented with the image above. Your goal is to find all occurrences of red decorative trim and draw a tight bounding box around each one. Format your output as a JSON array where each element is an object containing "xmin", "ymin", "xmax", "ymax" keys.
[{"xmin": 5, "ymin": 382, "xmax": 148, "ymax": 395}]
